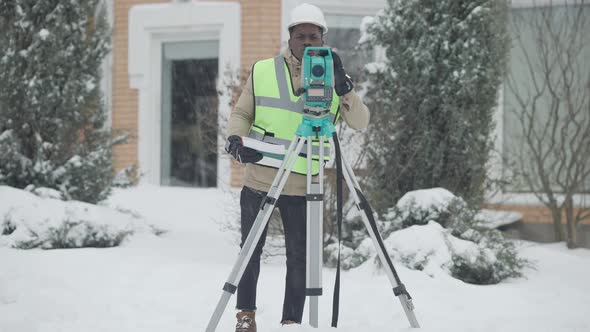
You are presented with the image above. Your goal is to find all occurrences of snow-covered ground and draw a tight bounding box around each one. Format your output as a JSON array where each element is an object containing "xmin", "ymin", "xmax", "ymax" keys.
[{"xmin": 1, "ymin": 185, "xmax": 590, "ymax": 332}]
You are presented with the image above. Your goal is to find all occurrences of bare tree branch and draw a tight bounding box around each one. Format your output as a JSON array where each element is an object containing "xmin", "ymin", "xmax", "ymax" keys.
[{"xmin": 505, "ymin": 2, "xmax": 590, "ymax": 247}]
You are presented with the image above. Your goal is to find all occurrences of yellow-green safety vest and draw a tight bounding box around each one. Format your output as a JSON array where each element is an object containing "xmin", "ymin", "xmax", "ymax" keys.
[{"xmin": 249, "ymin": 55, "xmax": 340, "ymax": 175}]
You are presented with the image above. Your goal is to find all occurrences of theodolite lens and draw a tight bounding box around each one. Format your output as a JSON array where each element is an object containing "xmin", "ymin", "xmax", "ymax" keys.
[{"xmin": 312, "ymin": 64, "xmax": 324, "ymax": 77}]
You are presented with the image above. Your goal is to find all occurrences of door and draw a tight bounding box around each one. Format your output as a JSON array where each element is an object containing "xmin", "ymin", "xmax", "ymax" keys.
[{"xmin": 161, "ymin": 40, "xmax": 219, "ymax": 187}]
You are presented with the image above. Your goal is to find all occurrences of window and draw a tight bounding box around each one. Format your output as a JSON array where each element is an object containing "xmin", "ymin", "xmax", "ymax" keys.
[
  {"xmin": 324, "ymin": 14, "xmax": 373, "ymax": 83},
  {"xmin": 502, "ymin": 4, "xmax": 590, "ymax": 193},
  {"xmin": 160, "ymin": 41, "xmax": 219, "ymax": 187}
]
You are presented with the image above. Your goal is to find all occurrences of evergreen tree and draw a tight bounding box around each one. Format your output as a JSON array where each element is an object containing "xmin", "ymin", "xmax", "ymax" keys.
[
  {"xmin": 0, "ymin": 1, "xmax": 112, "ymax": 203},
  {"xmin": 362, "ymin": 0, "xmax": 510, "ymax": 211}
]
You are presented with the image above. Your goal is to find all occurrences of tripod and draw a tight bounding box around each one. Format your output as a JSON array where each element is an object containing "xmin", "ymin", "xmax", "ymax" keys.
[{"xmin": 206, "ymin": 115, "xmax": 420, "ymax": 330}]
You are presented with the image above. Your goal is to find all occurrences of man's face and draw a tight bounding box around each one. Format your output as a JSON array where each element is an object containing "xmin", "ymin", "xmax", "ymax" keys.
[{"xmin": 288, "ymin": 23, "xmax": 323, "ymax": 61}]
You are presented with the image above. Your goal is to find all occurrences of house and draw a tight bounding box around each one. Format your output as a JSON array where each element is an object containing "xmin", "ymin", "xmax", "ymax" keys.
[{"xmin": 98, "ymin": 0, "xmax": 589, "ymax": 247}]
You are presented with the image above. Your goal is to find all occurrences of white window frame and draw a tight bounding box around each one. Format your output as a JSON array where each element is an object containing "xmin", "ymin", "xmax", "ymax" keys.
[
  {"xmin": 97, "ymin": 0, "xmax": 114, "ymax": 127},
  {"xmin": 488, "ymin": 0, "xmax": 590, "ymax": 207},
  {"xmin": 128, "ymin": 1, "xmax": 240, "ymax": 190}
]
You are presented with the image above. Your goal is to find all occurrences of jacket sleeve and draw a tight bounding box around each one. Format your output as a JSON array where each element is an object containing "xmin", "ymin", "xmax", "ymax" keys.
[
  {"xmin": 338, "ymin": 90, "xmax": 370, "ymax": 130},
  {"xmin": 228, "ymin": 73, "xmax": 255, "ymax": 137}
]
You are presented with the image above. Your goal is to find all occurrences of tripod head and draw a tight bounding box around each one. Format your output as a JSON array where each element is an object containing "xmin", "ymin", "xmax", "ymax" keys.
[{"xmin": 298, "ymin": 46, "xmax": 336, "ymax": 139}]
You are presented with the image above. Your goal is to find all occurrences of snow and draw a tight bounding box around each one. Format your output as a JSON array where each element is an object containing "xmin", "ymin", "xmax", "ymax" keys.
[
  {"xmin": 0, "ymin": 186, "xmax": 156, "ymax": 249},
  {"xmin": 1, "ymin": 185, "xmax": 590, "ymax": 331},
  {"xmin": 39, "ymin": 29, "xmax": 50, "ymax": 40},
  {"xmin": 0, "ymin": 130, "xmax": 12, "ymax": 140},
  {"xmin": 397, "ymin": 187, "xmax": 456, "ymax": 211},
  {"xmin": 357, "ymin": 16, "xmax": 375, "ymax": 45},
  {"xmin": 85, "ymin": 80, "xmax": 96, "ymax": 92},
  {"xmin": 384, "ymin": 221, "xmax": 481, "ymax": 278},
  {"xmin": 24, "ymin": 185, "xmax": 62, "ymax": 200},
  {"xmin": 364, "ymin": 61, "xmax": 387, "ymax": 74},
  {"xmin": 390, "ymin": 187, "xmax": 457, "ymax": 222},
  {"xmin": 477, "ymin": 209, "xmax": 523, "ymax": 229}
]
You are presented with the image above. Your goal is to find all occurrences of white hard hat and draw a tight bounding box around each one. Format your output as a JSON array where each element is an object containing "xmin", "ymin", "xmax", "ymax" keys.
[{"xmin": 288, "ymin": 3, "xmax": 328, "ymax": 34}]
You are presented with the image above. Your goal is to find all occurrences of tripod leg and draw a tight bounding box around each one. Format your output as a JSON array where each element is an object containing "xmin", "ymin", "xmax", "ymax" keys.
[
  {"xmin": 206, "ymin": 136, "xmax": 308, "ymax": 332},
  {"xmin": 330, "ymin": 137, "xmax": 420, "ymax": 328},
  {"xmin": 306, "ymin": 136, "xmax": 324, "ymax": 328}
]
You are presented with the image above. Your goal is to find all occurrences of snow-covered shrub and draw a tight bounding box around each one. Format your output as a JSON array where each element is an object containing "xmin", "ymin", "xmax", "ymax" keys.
[
  {"xmin": 325, "ymin": 188, "xmax": 529, "ymax": 284},
  {"xmin": 0, "ymin": 2, "xmax": 114, "ymax": 204},
  {"xmin": 381, "ymin": 221, "xmax": 486, "ymax": 277},
  {"xmin": 0, "ymin": 186, "xmax": 159, "ymax": 249},
  {"xmin": 325, "ymin": 241, "xmax": 369, "ymax": 270},
  {"xmin": 448, "ymin": 216, "xmax": 529, "ymax": 284},
  {"xmin": 0, "ymin": 130, "xmax": 27, "ymax": 184},
  {"xmin": 382, "ymin": 188, "xmax": 457, "ymax": 231},
  {"xmin": 380, "ymin": 188, "xmax": 529, "ymax": 284},
  {"xmin": 10, "ymin": 218, "xmax": 133, "ymax": 249},
  {"xmin": 366, "ymin": 221, "xmax": 527, "ymax": 285},
  {"xmin": 323, "ymin": 195, "xmax": 381, "ymax": 270},
  {"xmin": 53, "ymin": 146, "xmax": 113, "ymax": 203}
]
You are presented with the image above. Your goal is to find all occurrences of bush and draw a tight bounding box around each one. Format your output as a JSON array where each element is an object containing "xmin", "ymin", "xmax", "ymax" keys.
[
  {"xmin": 0, "ymin": 1, "xmax": 114, "ymax": 204},
  {"xmin": 361, "ymin": 0, "xmax": 510, "ymax": 211},
  {"xmin": 2, "ymin": 218, "xmax": 133, "ymax": 249},
  {"xmin": 0, "ymin": 186, "xmax": 159, "ymax": 249},
  {"xmin": 386, "ymin": 188, "xmax": 530, "ymax": 284},
  {"xmin": 325, "ymin": 188, "xmax": 530, "ymax": 284}
]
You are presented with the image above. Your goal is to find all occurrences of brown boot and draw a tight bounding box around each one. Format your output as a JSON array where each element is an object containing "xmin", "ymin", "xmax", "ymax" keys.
[{"xmin": 235, "ymin": 311, "xmax": 256, "ymax": 332}]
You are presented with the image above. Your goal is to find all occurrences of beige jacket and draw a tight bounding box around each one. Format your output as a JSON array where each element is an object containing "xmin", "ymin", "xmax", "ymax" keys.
[{"xmin": 228, "ymin": 49, "xmax": 370, "ymax": 196}]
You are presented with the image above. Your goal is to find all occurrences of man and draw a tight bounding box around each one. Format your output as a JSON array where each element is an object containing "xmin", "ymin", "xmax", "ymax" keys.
[{"xmin": 225, "ymin": 3, "xmax": 369, "ymax": 331}]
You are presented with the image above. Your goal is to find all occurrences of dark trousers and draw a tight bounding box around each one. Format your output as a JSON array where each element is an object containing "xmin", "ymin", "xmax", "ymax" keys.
[{"xmin": 236, "ymin": 186, "xmax": 307, "ymax": 323}]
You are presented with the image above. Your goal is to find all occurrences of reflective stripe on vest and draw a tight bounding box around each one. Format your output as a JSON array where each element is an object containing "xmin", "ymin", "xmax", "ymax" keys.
[{"xmin": 250, "ymin": 55, "xmax": 340, "ymax": 175}]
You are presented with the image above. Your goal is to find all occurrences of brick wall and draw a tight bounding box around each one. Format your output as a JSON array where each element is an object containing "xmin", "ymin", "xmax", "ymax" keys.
[{"xmin": 240, "ymin": 0, "xmax": 282, "ymax": 69}]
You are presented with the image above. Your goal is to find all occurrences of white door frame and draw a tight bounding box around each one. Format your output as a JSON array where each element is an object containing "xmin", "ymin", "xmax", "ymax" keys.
[{"xmin": 128, "ymin": 2, "xmax": 240, "ymax": 189}]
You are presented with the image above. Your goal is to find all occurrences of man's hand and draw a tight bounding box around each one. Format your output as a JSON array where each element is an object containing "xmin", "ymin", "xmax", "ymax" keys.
[
  {"xmin": 331, "ymin": 51, "xmax": 354, "ymax": 96},
  {"xmin": 225, "ymin": 135, "xmax": 263, "ymax": 164}
]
